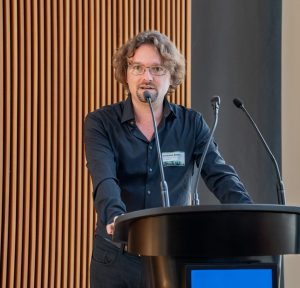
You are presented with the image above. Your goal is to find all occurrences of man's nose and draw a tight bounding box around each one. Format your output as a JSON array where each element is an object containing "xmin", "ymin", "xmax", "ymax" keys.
[{"xmin": 142, "ymin": 68, "xmax": 154, "ymax": 81}]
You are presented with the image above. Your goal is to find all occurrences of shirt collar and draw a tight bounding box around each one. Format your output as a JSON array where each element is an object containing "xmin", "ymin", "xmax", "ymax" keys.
[
  {"xmin": 121, "ymin": 95, "xmax": 135, "ymax": 123},
  {"xmin": 121, "ymin": 94, "xmax": 176, "ymax": 124}
]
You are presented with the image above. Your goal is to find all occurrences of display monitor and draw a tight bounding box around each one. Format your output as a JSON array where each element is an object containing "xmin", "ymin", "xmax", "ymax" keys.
[{"xmin": 186, "ymin": 263, "xmax": 277, "ymax": 288}]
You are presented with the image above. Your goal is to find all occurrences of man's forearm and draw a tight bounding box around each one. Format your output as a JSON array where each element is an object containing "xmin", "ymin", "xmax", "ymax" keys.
[{"xmin": 93, "ymin": 178, "xmax": 127, "ymax": 224}]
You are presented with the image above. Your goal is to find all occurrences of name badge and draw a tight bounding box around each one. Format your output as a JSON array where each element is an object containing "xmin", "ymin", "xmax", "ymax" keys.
[{"xmin": 162, "ymin": 151, "xmax": 185, "ymax": 167}]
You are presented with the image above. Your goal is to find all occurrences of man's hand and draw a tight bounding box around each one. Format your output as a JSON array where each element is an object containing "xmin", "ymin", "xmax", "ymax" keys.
[
  {"xmin": 106, "ymin": 216, "xmax": 119, "ymax": 235},
  {"xmin": 106, "ymin": 222, "xmax": 115, "ymax": 235}
]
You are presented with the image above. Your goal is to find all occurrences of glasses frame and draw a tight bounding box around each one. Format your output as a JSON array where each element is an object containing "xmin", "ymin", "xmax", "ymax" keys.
[{"xmin": 128, "ymin": 63, "xmax": 168, "ymax": 76}]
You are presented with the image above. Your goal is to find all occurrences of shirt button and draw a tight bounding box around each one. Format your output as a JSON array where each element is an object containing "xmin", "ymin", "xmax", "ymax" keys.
[
  {"xmin": 149, "ymin": 145, "xmax": 153, "ymax": 150},
  {"xmin": 147, "ymin": 190, "xmax": 151, "ymax": 195},
  {"xmin": 149, "ymin": 168, "xmax": 152, "ymax": 172}
]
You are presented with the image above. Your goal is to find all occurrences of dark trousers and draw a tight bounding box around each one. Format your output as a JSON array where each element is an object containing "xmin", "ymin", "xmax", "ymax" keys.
[{"xmin": 90, "ymin": 235, "xmax": 146, "ymax": 288}]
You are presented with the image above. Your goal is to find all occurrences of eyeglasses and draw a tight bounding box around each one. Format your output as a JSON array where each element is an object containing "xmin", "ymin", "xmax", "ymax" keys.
[{"xmin": 128, "ymin": 63, "xmax": 167, "ymax": 76}]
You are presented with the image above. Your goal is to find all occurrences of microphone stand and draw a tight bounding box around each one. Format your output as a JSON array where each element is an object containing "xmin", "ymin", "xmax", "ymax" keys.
[
  {"xmin": 233, "ymin": 98, "xmax": 285, "ymax": 288},
  {"xmin": 144, "ymin": 92, "xmax": 170, "ymax": 207},
  {"xmin": 233, "ymin": 98, "xmax": 286, "ymax": 205},
  {"xmin": 192, "ymin": 96, "xmax": 221, "ymax": 205}
]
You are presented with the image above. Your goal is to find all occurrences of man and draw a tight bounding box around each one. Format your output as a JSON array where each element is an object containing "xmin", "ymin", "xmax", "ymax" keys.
[{"xmin": 84, "ymin": 30, "xmax": 252, "ymax": 288}]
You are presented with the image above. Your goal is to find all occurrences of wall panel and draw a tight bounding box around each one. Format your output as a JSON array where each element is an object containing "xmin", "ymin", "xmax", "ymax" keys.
[{"xmin": 0, "ymin": 0, "xmax": 191, "ymax": 287}]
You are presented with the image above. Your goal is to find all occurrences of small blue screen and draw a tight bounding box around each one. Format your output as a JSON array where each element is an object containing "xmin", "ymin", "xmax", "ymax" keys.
[{"xmin": 191, "ymin": 268, "xmax": 273, "ymax": 288}]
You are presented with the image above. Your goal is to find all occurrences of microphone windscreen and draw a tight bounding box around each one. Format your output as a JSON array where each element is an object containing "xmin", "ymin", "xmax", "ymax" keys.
[
  {"xmin": 233, "ymin": 98, "xmax": 244, "ymax": 108},
  {"xmin": 144, "ymin": 91, "xmax": 152, "ymax": 102},
  {"xmin": 211, "ymin": 95, "xmax": 221, "ymax": 105}
]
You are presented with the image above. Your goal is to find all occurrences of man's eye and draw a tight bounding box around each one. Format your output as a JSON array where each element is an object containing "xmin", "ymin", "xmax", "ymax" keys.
[
  {"xmin": 132, "ymin": 65, "xmax": 143, "ymax": 72},
  {"xmin": 151, "ymin": 66, "xmax": 163, "ymax": 72}
]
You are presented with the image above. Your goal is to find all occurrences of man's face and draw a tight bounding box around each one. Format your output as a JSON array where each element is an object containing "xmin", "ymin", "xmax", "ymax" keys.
[{"xmin": 126, "ymin": 44, "xmax": 171, "ymax": 106}]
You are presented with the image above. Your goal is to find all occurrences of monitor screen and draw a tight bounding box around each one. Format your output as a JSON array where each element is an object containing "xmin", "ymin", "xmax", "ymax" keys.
[{"xmin": 186, "ymin": 263, "xmax": 277, "ymax": 288}]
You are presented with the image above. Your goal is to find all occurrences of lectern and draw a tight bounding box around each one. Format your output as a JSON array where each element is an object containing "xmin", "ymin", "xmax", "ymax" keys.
[{"xmin": 113, "ymin": 204, "xmax": 300, "ymax": 288}]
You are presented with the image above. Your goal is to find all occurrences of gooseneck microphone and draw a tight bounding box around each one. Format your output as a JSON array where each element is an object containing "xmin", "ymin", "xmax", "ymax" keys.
[
  {"xmin": 144, "ymin": 91, "xmax": 170, "ymax": 207},
  {"xmin": 192, "ymin": 96, "xmax": 221, "ymax": 205},
  {"xmin": 233, "ymin": 98, "xmax": 286, "ymax": 205}
]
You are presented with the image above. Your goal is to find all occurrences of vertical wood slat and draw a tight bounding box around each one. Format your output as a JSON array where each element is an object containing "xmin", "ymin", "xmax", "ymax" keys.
[
  {"xmin": 56, "ymin": 0, "xmax": 65, "ymax": 285},
  {"xmin": 62, "ymin": 0, "xmax": 70, "ymax": 286},
  {"xmin": 49, "ymin": 0, "xmax": 58, "ymax": 285},
  {"xmin": 22, "ymin": 0, "xmax": 32, "ymax": 286},
  {"xmin": 29, "ymin": 0, "xmax": 39, "ymax": 286},
  {"xmin": 10, "ymin": 0, "xmax": 17, "ymax": 285},
  {"xmin": 1, "ymin": 0, "xmax": 10, "ymax": 286},
  {"xmin": 36, "ymin": 0, "xmax": 45, "ymax": 287},
  {"xmin": 68, "ymin": 0, "xmax": 77, "ymax": 287},
  {"xmin": 75, "ymin": 0, "xmax": 83, "ymax": 286},
  {"xmin": 0, "ymin": 0, "xmax": 4, "ymax": 284},
  {"xmin": 15, "ymin": 0, "xmax": 25, "ymax": 281},
  {"xmin": 0, "ymin": 1, "xmax": 191, "ymax": 287},
  {"xmin": 42, "ymin": 1, "xmax": 52, "ymax": 286}
]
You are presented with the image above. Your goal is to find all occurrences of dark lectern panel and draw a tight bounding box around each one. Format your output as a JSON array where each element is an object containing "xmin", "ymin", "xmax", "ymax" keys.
[{"xmin": 113, "ymin": 205, "xmax": 300, "ymax": 257}]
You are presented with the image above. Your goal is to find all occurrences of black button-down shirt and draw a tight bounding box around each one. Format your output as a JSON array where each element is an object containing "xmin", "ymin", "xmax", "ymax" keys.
[{"xmin": 84, "ymin": 96, "xmax": 252, "ymax": 237}]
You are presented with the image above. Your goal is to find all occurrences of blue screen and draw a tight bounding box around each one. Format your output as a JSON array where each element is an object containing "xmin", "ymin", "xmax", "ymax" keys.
[{"xmin": 191, "ymin": 268, "xmax": 273, "ymax": 288}]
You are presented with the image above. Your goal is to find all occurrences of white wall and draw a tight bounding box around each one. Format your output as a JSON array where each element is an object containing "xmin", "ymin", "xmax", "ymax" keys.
[{"xmin": 282, "ymin": 1, "xmax": 300, "ymax": 287}]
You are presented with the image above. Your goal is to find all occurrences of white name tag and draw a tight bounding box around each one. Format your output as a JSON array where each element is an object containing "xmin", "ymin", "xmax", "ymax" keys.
[{"xmin": 162, "ymin": 151, "xmax": 185, "ymax": 166}]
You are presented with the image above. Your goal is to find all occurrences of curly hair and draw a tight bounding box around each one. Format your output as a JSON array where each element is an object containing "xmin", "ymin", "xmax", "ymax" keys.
[{"xmin": 112, "ymin": 30, "xmax": 186, "ymax": 92}]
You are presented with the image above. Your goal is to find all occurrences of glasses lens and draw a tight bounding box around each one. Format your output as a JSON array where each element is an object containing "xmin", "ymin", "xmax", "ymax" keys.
[
  {"xmin": 149, "ymin": 66, "xmax": 166, "ymax": 76},
  {"xmin": 129, "ymin": 64, "xmax": 143, "ymax": 75}
]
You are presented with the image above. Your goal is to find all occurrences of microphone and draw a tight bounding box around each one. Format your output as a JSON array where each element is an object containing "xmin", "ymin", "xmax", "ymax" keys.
[
  {"xmin": 144, "ymin": 91, "xmax": 170, "ymax": 207},
  {"xmin": 233, "ymin": 98, "xmax": 286, "ymax": 205},
  {"xmin": 192, "ymin": 95, "xmax": 221, "ymax": 205}
]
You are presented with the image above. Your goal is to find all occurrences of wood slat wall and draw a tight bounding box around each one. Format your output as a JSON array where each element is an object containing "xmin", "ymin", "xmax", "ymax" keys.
[{"xmin": 0, "ymin": 0, "xmax": 191, "ymax": 287}]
